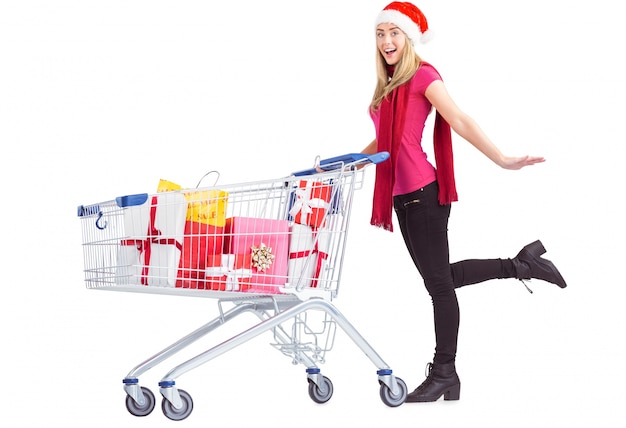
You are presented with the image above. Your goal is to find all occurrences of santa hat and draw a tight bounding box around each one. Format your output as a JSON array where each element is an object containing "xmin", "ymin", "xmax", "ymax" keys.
[{"xmin": 375, "ymin": 2, "xmax": 433, "ymax": 46}]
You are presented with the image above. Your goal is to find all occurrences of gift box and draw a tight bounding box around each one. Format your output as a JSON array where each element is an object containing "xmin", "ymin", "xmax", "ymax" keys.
[
  {"xmin": 223, "ymin": 217, "xmax": 290, "ymax": 291},
  {"xmin": 288, "ymin": 180, "xmax": 334, "ymax": 229},
  {"xmin": 205, "ymin": 253, "xmax": 252, "ymax": 291},
  {"xmin": 175, "ymin": 221, "xmax": 224, "ymax": 289},
  {"xmin": 117, "ymin": 192, "xmax": 187, "ymax": 287},
  {"xmin": 287, "ymin": 223, "xmax": 331, "ymax": 288},
  {"xmin": 158, "ymin": 179, "xmax": 228, "ymax": 227}
]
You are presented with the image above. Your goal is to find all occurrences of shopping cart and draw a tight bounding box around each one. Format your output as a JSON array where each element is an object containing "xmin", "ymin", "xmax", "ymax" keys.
[{"xmin": 77, "ymin": 152, "xmax": 407, "ymax": 420}]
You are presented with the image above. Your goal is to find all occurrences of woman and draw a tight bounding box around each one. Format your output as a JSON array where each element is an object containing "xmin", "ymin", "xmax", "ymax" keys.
[{"xmin": 362, "ymin": 2, "xmax": 567, "ymax": 403}]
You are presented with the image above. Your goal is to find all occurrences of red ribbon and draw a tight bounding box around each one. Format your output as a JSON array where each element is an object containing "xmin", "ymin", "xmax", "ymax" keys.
[{"xmin": 120, "ymin": 196, "xmax": 183, "ymax": 285}]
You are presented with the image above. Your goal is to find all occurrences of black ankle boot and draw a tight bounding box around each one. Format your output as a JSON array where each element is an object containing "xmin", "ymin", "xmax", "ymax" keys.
[
  {"xmin": 405, "ymin": 362, "xmax": 461, "ymax": 403},
  {"xmin": 511, "ymin": 240, "xmax": 567, "ymax": 290}
]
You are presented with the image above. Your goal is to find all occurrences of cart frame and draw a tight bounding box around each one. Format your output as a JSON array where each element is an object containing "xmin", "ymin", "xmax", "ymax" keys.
[{"xmin": 77, "ymin": 152, "xmax": 407, "ymax": 420}]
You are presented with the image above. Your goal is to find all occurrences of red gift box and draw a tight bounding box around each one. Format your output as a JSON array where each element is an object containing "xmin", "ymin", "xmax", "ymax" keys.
[
  {"xmin": 205, "ymin": 253, "xmax": 252, "ymax": 291},
  {"xmin": 289, "ymin": 180, "xmax": 332, "ymax": 229},
  {"xmin": 223, "ymin": 217, "xmax": 289, "ymax": 291},
  {"xmin": 176, "ymin": 221, "xmax": 224, "ymax": 289}
]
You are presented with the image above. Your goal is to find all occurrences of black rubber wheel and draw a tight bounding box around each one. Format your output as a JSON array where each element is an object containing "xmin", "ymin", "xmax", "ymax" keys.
[
  {"xmin": 308, "ymin": 376, "xmax": 334, "ymax": 404},
  {"xmin": 379, "ymin": 377, "xmax": 407, "ymax": 407},
  {"xmin": 125, "ymin": 386, "xmax": 156, "ymax": 417},
  {"xmin": 162, "ymin": 389, "xmax": 194, "ymax": 421}
]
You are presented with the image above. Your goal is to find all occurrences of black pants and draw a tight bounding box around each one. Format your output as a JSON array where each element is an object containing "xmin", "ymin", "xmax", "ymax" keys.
[{"xmin": 394, "ymin": 181, "xmax": 516, "ymax": 365}]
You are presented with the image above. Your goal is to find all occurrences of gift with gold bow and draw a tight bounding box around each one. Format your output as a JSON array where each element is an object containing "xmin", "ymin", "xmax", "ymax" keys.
[{"xmin": 223, "ymin": 216, "xmax": 290, "ymax": 292}]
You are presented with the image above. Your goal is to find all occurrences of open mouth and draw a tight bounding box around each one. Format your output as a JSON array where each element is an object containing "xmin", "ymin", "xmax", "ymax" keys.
[{"xmin": 385, "ymin": 48, "xmax": 396, "ymax": 55}]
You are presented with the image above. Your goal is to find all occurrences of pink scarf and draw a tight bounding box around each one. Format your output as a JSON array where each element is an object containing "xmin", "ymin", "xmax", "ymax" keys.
[{"xmin": 371, "ymin": 64, "xmax": 458, "ymax": 232}]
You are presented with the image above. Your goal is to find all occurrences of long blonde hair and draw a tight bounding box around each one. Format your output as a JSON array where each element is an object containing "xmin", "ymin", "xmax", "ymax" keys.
[{"xmin": 370, "ymin": 36, "xmax": 422, "ymax": 112}]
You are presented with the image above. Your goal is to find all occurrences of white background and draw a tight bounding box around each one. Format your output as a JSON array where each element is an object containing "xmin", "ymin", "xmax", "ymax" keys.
[{"xmin": 2, "ymin": 1, "xmax": 625, "ymax": 427}]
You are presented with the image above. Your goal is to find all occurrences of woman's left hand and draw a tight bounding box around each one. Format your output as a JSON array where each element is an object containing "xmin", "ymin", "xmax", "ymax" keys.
[{"xmin": 500, "ymin": 155, "xmax": 545, "ymax": 170}]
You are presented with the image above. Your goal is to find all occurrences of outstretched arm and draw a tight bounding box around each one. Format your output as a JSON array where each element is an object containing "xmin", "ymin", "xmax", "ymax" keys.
[{"xmin": 425, "ymin": 80, "xmax": 544, "ymax": 170}]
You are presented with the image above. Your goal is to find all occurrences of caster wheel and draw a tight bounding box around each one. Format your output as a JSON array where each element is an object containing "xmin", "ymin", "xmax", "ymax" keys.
[
  {"xmin": 380, "ymin": 377, "xmax": 407, "ymax": 407},
  {"xmin": 308, "ymin": 376, "xmax": 334, "ymax": 404},
  {"xmin": 162, "ymin": 389, "xmax": 193, "ymax": 421},
  {"xmin": 125, "ymin": 386, "xmax": 155, "ymax": 417}
]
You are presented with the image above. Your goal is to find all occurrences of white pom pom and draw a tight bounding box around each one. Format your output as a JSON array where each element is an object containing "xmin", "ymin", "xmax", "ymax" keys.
[{"xmin": 420, "ymin": 29, "xmax": 434, "ymax": 44}]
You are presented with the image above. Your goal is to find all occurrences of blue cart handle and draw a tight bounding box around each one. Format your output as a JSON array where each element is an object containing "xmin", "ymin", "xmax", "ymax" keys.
[{"xmin": 292, "ymin": 152, "xmax": 389, "ymax": 177}]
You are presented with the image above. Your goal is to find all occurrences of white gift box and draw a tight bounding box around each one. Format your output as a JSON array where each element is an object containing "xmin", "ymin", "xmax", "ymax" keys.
[
  {"xmin": 116, "ymin": 192, "xmax": 186, "ymax": 287},
  {"xmin": 287, "ymin": 223, "xmax": 331, "ymax": 288}
]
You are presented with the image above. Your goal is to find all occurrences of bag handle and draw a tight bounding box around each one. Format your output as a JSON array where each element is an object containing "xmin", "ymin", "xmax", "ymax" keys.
[{"xmin": 195, "ymin": 170, "xmax": 220, "ymax": 188}]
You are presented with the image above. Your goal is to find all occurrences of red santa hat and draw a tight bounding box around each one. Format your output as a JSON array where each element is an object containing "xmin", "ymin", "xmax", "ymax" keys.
[{"xmin": 375, "ymin": 2, "xmax": 433, "ymax": 46}]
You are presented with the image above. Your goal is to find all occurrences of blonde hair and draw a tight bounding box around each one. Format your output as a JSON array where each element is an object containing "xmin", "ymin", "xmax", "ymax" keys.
[{"xmin": 370, "ymin": 35, "xmax": 423, "ymax": 112}]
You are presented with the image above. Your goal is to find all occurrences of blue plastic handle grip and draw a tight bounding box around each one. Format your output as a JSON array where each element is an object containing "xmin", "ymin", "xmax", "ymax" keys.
[{"xmin": 292, "ymin": 152, "xmax": 389, "ymax": 176}]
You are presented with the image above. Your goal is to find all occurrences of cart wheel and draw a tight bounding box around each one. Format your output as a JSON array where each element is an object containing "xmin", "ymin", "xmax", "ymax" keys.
[
  {"xmin": 125, "ymin": 386, "xmax": 156, "ymax": 417},
  {"xmin": 162, "ymin": 389, "xmax": 193, "ymax": 421},
  {"xmin": 379, "ymin": 377, "xmax": 407, "ymax": 407},
  {"xmin": 308, "ymin": 376, "xmax": 334, "ymax": 404}
]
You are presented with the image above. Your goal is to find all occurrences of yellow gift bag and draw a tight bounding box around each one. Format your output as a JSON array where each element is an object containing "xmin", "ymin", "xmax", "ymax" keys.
[{"xmin": 157, "ymin": 179, "xmax": 228, "ymax": 227}]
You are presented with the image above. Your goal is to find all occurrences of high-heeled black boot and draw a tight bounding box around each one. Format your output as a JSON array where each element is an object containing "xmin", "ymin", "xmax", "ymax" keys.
[
  {"xmin": 511, "ymin": 240, "xmax": 567, "ymax": 290},
  {"xmin": 405, "ymin": 362, "xmax": 461, "ymax": 403}
]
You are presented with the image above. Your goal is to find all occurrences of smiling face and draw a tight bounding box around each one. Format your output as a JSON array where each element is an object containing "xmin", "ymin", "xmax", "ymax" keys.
[{"xmin": 376, "ymin": 22, "xmax": 407, "ymax": 66}]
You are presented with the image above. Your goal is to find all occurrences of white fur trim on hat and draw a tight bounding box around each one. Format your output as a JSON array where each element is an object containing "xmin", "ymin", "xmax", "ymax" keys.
[{"xmin": 375, "ymin": 8, "xmax": 432, "ymax": 46}]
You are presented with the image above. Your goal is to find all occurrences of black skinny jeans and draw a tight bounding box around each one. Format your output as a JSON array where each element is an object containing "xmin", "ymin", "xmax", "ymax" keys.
[{"xmin": 393, "ymin": 181, "xmax": 516, "ymax": 365}]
